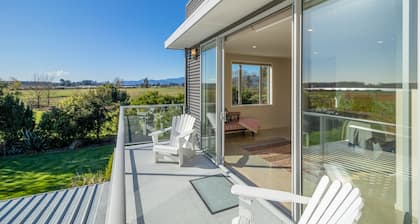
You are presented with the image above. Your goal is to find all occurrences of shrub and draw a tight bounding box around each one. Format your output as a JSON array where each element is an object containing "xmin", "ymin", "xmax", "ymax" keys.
[
  {"xmin": 104, "ymin": 153, "xmax": 113, "ymax": 181},
  {"xmin": 71, "ymin": 171, "xmax": 106, "ymax": 187},
  {"xmin": 0, "ymin": 94, "xmax": 34, "ymax": 151},
  {"xmin": 241, "ymin": 90, "xmax": 258, "ymax": 104},
  {"xmin": 38, "ymin": 105, "xmax": 85, "ymax": 147},
  {"xmin": 96, "ymin": 83, "xmax": 130, "ymax": 105},
  {"xmin": 131, "ymin": 91, "xmax": 184, "ymax": 105},
  {"xmin": 22, "ymin": 129, "xmax": 47, "ymax": 152},
  {"xmin": 38, "ymin": 84, "xmax": 129, "ymax": 146}
]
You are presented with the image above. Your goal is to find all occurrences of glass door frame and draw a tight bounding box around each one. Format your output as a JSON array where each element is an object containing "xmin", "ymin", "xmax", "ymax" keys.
[
  {"xmin": 201, "ymin": 0, "xmax": 303, "ymax": 221},
  {"xmin": 200, "ymin": 38, "xmax": 224, "ymax": 165},
  {"xmin": 212, "ymin": 0, "xmax": 297, "ymax": 217},
  {"xmin": 294, "ymin": 0, "xmax": 420, "ymax": 222},
  {"xmin": 216, "ymin": 37, "xmax": 225, "ymax": 165},
  {"xmin": 291, "ymin": 0, "xmax": 302, "ymax": 221},
  {"xmin": 416, "ymin": 1, "xmax": 420, "ymax": 222},
  {"xmin": 214, "ymin": 0, "xmax": 294, "ymax": 166}
]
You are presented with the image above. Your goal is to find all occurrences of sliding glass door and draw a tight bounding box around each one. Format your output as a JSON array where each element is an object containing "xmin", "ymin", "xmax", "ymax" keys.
[
  {"xmin": 301, "ymin": 0, "xmax": 417, "ymax": 223},
  {"xmin": 201, "ymin": 41, "xmax": 217, "ymax": 158}
]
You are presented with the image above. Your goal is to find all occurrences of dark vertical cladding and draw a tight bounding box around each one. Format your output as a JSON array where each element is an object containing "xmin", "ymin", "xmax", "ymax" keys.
[
  {"xmin": 185, "ymin": 48, "xmax": 201, "ymax": 139},
  {"xmin": 186, "ymin": 0, "xmax": 205, "ymax": 18}
]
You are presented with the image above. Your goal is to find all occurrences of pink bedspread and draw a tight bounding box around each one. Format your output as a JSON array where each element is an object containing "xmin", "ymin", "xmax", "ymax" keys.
[
  {"xmin": 238, "ymin": 117, "xmax": 261, "ymax": 134},
  {"xmin": 225, "ymin": 121, "xmax": 244, "ymax": 132}
]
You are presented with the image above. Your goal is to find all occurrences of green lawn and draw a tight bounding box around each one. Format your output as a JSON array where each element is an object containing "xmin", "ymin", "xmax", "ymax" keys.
[{"xmin": 0, "ymin": 145, "xmax": 114, "ymax": 200}]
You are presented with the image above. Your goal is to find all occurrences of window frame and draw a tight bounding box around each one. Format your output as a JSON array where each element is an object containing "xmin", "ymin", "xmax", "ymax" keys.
[{"xmin": 231, "ymin": 62, "xmax": 273, "ymax": 106}]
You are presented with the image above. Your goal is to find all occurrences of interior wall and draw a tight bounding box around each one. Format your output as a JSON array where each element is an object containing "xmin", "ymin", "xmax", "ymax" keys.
[{"xmin": 224, "ymin": 53, "xmax": 291, "ymax": 133}]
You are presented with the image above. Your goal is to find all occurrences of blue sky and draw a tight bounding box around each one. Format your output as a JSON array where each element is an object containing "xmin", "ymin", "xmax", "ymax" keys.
[{"xmin": 0, "ymin": 0, "xmax": 188, "ymax": 82}]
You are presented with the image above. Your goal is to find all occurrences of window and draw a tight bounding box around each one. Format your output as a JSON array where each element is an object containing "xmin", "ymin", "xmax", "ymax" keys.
[
  {"xmin": 301, "ymin": 0, "xmax": 417, "ymax": 223},
  {"xmin": 232, "ymin": 63, "xmax": 271, "ymax": 105}
]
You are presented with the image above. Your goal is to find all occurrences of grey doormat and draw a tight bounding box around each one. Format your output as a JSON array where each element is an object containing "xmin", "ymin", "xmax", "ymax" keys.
[{"xmin": 190, "ymin": 175, "xmax": 238, "ymax": 214}]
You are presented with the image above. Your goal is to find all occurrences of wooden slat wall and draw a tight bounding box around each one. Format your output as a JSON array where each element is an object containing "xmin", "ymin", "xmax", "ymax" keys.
[{"xmin": 186, "ymin": 49, "xmax": 201, "ymax": 141}]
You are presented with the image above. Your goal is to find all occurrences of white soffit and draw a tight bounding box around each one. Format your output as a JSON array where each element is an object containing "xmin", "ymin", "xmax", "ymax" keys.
[
  {"xmin": 165, "ymin": 0, "xmax": 275, "ymax": 49},
  {"xmin": 224, "ymin": 10, "xmax": 292, "ymax": 58}
]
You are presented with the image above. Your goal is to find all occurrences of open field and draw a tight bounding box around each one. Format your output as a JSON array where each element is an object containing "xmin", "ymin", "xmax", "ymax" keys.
[
  {"xmin": 0, "ymin": 145, "xmax": 114, "ymax": 200},
  {"xmin": 18, "ymin": 86, "xmax": 184, "ymax": 110}
]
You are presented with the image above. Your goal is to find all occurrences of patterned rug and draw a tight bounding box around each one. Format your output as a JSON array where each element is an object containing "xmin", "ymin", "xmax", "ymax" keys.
[{"xmin": 243, "ymin": 138, "xmax": 291, "ymax": 168}]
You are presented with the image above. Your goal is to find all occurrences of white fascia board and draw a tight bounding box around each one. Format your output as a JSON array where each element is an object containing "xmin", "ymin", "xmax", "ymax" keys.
[{"xmin": 165, "ymin": 0, "xmax": 222, "ymax": 49}]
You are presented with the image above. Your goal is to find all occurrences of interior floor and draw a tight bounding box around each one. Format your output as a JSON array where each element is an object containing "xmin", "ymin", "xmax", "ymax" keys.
[
  {"xmin": 224, "ymin": 128, "xmax": 291, "ymax": 190},
  {"xmin": 224, "ymin": 128, "xmax": 292, "ymax": 209}
]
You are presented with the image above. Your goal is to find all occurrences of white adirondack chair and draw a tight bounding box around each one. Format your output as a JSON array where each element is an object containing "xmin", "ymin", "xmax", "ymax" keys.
[
  {"xmin": 231, "ymin": 176, "xmax": 363, "ymax": 224},
  {"xmin": 148, "ymin": 114, "xmax": 196, "ymax": 166}
]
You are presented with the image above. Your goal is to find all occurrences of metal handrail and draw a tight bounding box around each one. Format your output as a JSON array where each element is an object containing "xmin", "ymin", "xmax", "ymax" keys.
[
  {"xmin": 303, "ymin": 111, "xmax": 396, "ymax": 127},
  {"xmin": 122, "ymin": 104, "xmax": 183, "ymax": 109},
  {"xmin": 105, "ymin": 106, "xmax": 126, "ymax": 224},
  {"xmin": 105, "ymin": 104, "xmax": 184, "ymax": 223}
]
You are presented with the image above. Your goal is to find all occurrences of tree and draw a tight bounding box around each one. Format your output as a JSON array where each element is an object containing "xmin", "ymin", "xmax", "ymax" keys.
[
  {"xmin": 0, "ymin": 94, "xmax": 34, "ymax": 151},
  {"xmin": 232, "ymin": 86, "xmax": 239, "ymax": 104},
  {"xmin": 65, "ymin": 80, "xmax": 72, "ymax": 87},
  {"xmin": 45, "ymin": 73, "xmax": 56, "ymax": 107},
  {"xmin": 88, "ymin": 84, "xmax": 130, "ymax": 140},
  {"xmin": 114, "ymin": 77, "xmax": 123, "ymax": 88},
  {"xmin": 143, "ymin": 77, "xmax": 149, "ymax": 88},
  {"xmin": 32, "ymin": 73, "xmax": 45, "ymax": 108},
  {"xmin": 0, "ymin": 79, "xmax": 7, "ymax": 96},
  {"xmin": 9, "ymin": 77, "xmax": 22, "ymax": 96}
]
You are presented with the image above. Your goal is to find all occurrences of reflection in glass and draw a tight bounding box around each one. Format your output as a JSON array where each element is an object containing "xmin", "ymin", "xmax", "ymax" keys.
[
  {"xmin": 201, "ymin": 42, "xmax": 217, "ymax": 157},
  {"xmin": 302, "ymin": 0, "xmax": 417, "ymax": 223}
]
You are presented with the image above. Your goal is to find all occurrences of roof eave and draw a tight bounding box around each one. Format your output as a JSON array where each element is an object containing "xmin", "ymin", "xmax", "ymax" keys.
[{"xmin": 164, "ymin": 0, "xmax": 222, "ymax": 49}]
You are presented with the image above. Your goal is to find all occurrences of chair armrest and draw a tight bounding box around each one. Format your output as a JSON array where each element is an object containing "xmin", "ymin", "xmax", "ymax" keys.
[
  {"xmin": 148, "ymin": 127, "xmax": 172, "ymax": 137},
  {"xmin": 231, "ymin": 185, "xmax": 311, "ymax": 204},
  {"xmin": 176, "ymin": 129, "xmax": 195, "ymax": 148},
  {"xmin": 176, "ymin": 129, "xmax": 195, "ymax": 139}
]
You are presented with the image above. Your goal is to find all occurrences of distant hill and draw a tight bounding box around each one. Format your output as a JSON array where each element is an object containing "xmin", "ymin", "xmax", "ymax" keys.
[{"xmin": 121, "ymin": 77, "xmax": 184, "ymax": 87}]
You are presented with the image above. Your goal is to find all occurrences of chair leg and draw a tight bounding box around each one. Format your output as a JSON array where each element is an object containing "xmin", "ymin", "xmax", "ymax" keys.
[
  {"xmin": 237, "ymin": 197, "xmax": 254, "ymax": 224},
  {"xmin": 154, "ymin": 151, "xmax": 159, "ymax": 163},
  {"xmin": 179, "ymin": 150, "xmax": 183, "ymax": 167}
]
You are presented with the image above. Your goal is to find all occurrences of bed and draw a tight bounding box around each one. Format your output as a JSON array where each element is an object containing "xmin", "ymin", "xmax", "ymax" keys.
[
  {"xmin": 225, "ymin": 111, "xmax": 260, "ymax": 134},
  {"xmin": 206, "ymin": 111, "xmax": 261, "ymax": 134}
]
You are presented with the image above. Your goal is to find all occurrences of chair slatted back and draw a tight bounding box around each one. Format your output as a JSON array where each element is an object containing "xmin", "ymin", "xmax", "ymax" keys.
[
  {"xmin": 298, "ymin": 176, "xmax": 363, "ymax": 224},
  {"xmin": 169, "ymin": 116, "xmax": 180, "ymax": 146},
  {"xmin": 185, "ymin": 115, "xmax": 195, "ymax": 142},
  {"xmin": 169, "ymin": 114, "xmax": 195, "ymax": 147},
  {"xmin": 178, "ymin": 114, "xmax": 187, "ymax": 133},
  {"xmin": 318, "ymin": 183, "xmax": 352, "ymax": 224}
]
